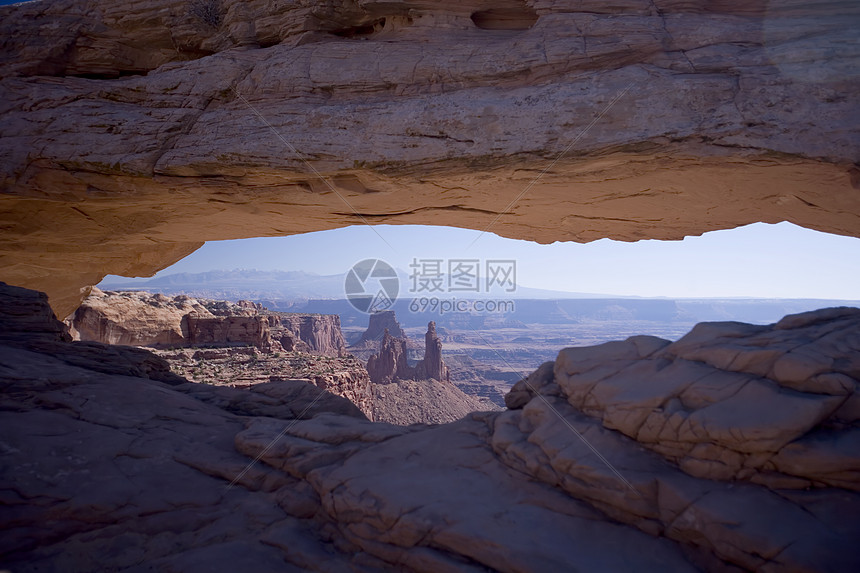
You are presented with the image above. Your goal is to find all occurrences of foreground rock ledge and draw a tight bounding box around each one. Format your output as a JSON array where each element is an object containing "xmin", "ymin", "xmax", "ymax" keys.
[
  {"xmin": 1, "ymin": 282, "xmax": 859, "ymax": 571},
  {"xmin": 1, "ymin": 0, "xmax": 859, "ymax": 316}
]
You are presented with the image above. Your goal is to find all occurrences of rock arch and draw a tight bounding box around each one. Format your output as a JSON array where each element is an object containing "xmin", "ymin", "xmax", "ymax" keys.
[{"xmin": 1, "ymin": 0, "xmax": 858, "ymax": 317}]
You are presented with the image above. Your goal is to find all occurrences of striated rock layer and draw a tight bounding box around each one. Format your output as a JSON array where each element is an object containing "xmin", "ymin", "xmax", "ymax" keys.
[
  {"xmin": 365, "ymin": 319, "xmax": 484, "ymax": 424},
  {"xmin": 414, "ymin": 320, "xmax": 448, "ymax": 382},
  {"xmin": 1, "ymin": 0, "xmax": 859, "ymax": 316},
  {"xmin": 276, "ymin": 313, "xmax": 347, "ymax": 356},
  {"xmin": 70, "ymin": 288, "xmax": 213, "ymax": 345},
  {"xmin": 507, "ymin": 307, "xmax": 860, "ymax": 491},
  {"xmin": 366, "ymin": 320, "xmax": 450, "ymax": 384},
  {"xmin": 70, "ymin": 288, "xmax": 346, "ymax": 355},
  {"xmin": 69, "ymin": 288, "xmax": 368, "ymax": 413},
  {"xmin": 2, "ymin": 282, "xmax": 859, "ymax": 571},
  {"xmin": 356, "ymin": 310, "xmax": 406, "ymax": 346},
  {"xmin": 155, "ymin": 346, "xmax": 376, "ymax": 421},
  {"xmin": 366, "ymin": 328, "xmax": 412, "ymax": 384}
]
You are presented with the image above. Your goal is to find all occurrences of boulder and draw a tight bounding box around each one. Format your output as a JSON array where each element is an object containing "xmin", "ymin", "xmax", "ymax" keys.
[{"xmin": 522, "ymin": 307, "xmax": 860, "ymax": 491}]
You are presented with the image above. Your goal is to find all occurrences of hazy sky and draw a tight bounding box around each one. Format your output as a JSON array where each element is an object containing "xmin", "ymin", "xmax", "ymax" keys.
[{"xmin": 111, "ymin": 222, "xmax": 860, "ymax": 299}]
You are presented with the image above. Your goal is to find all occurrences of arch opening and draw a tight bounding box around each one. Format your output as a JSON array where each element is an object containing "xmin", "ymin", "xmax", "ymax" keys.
[{"xmin": 87, "ymin": 221, "xmax": 860, "ymax": 412}]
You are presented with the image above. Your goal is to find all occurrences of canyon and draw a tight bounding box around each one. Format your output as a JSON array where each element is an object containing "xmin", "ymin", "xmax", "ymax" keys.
[
  {"xmin": 68, "ymin": 289, "xmax": 487, "ymax": 424},
  {"xmin": 2, "ymin": 282, "xmax": 859, "ymax": 571},
  {"xmin": 71, "ymin": 289, "xmax": 376, "ymax": 418},
  {"xmin": 1, "ymin": 0, "xmax": 859, "ymax": 571},
  {"xmin": 363, "ymin": 315, "xmax": 491, "ymax": 424}
]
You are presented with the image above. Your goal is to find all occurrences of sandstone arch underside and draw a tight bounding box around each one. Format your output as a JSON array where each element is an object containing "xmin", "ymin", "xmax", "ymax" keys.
[{"xmin": 1, "ymin": 0, "xmax": 858, "ymax": 317}]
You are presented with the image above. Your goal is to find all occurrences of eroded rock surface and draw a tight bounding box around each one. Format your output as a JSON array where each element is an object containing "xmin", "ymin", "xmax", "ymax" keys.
[
  {"xmin": 367, "ymin": 319, "xmax": 451, "ymax": 384},
  {"xmin": 356, "ymin": 310, "xmax": 406, "ymax": 346},
  {"xmin": 506, "ymin": 308, "xmax": 860, "ymax": 491},
  {"xmin": 1, "ymin": 0, "xmax": 858, "ymax": 316},
  {"xmin": 366, "ymin": 327, "xmax": 412, "ymax": 384},
  {"xmin": 371, "ymin": 376, "xmax": 497, "ymax": 425},
  {"xmin": 276, "ymin": 313, "xmax": 347, "ymax": 356},
  {"xmin": 70, "ymin": 288, "xmax": 346, "ymax": 355},
  {"xmin": 3, "ymin": 283, "xmax": 859, "ymax": 571},
  {"xmin": 70, "ymin": 287, "xmax": 215, "ymax": 345},
  {"xmin": 155, "ymin": 346, "xmax": 375, "ymax": 420},
  {"xmin": 364, "ymin": 320, "xmax": 477, "ymax": 424},
  {"xmin": 65, "ymin": 287, "xmax": 372, "ymax": 417},
  {"xmin": 413, "ymin": 320, "xmax": 449, "ymax": 382}
]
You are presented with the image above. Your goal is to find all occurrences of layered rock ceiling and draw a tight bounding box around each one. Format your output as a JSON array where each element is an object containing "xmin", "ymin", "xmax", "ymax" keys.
[{"xmin": 0, "ymin": 0, "xmax": 858, "ymax": 317}]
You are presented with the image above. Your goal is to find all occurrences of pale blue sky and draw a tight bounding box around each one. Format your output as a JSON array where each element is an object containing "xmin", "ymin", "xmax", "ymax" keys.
[{"xmin": 112, "ymin": 222, "xmax": 860, "ymax": 299}]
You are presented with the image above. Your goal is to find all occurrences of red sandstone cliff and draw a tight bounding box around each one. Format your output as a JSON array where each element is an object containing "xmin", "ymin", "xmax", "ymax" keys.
[
  {"xmin": 183, "ymin": 314, "xmax": 273, "ymax": 349},
  {"xmin": 356, "ymin": 310, "xmax": 405, "ymax": 346},
  {"xmin": 365, "ymin": 328, "xmax": 412, "ymax": 384},
  {"xmin": 275, "ymin": 314, "xmax": 346, "ymax": 356},
  {"xmin": 70, "ymin": 289, "xmax": 345, "ymax": 355},
  {"xmin": 366, "ymin": 319, "xmax": 449, "ymax": 384},
  {"xmin": 414, "ymin": 321, "xmax": 449, "ymax": 383}
]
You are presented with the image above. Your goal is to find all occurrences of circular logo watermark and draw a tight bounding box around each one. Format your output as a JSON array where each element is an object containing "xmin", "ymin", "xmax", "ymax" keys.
[{"xmin": 345, "ymin": 259, "xmax": 399, "ymax": 313}]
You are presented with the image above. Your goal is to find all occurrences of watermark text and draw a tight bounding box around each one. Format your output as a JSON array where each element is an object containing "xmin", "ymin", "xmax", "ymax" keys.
[{"xmin": 408, "ymin": 297, "xmax": 516, "ymax": 315}]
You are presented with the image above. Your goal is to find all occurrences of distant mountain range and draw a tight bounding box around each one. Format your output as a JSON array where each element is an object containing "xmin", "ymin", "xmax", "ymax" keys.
[
  {"xmin": 98, "ymin": 268, "xmax": 628, "ymax": 301},
  {"xmin": 282, "ymin": 297, "xmax": 860, "ymax": 330},
  {"xmin": 99, "ymin": 269, "xmax": 860, "ymax": 329},
  {"xmin": 103, "ymin": 270, "xmax": 346, "ymax": 300}
]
